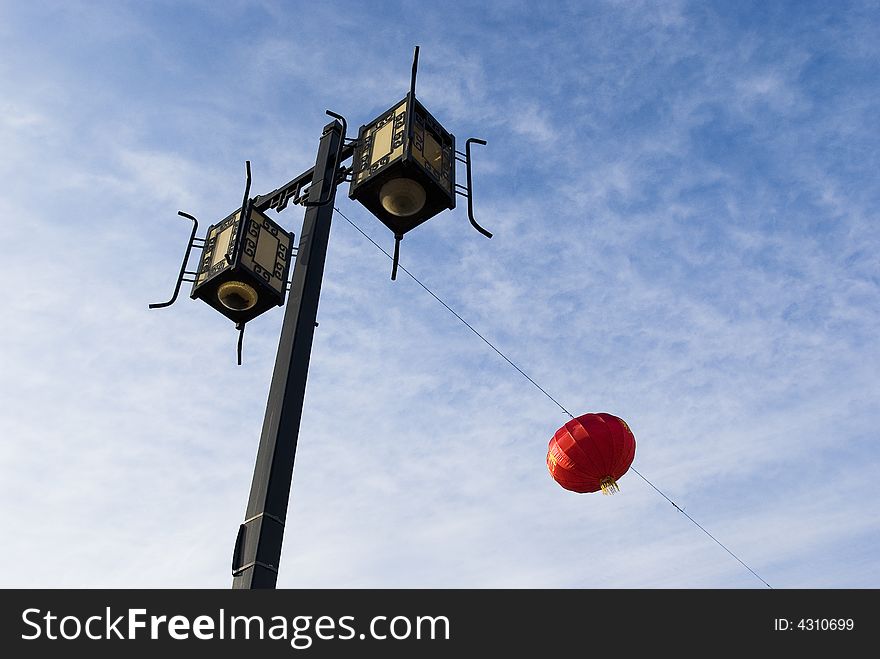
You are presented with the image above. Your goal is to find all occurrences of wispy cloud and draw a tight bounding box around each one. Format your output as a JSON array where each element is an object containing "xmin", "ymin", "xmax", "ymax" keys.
[{"xmin": 1, "ymin": 0, "xmax": 878, "ymax": 589}]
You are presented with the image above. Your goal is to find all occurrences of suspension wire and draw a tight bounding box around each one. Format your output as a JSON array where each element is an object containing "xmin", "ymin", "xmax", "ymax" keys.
[
  {"xmin": 335, "ymin": 206, "xmax": 773, "ymax": 589},
  {"xmin": 630, "ymin": 466, "xmax": 773, "ymax": 588},
  {"xmin": 336, "ymin": 208, "xmax": 574, "ymax": 418}
]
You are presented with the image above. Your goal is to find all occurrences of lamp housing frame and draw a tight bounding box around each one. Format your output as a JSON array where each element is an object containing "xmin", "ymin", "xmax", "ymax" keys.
[
  {"xmin": 190, "ymin": 205, "xmax": 293, "ymax": 325},
  {"xmin": 349, "ymin": 92, "xmax": 456, "ymax": 236}
]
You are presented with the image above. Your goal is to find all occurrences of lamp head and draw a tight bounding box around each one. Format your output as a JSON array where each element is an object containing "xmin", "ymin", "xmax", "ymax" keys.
[
  {"xmin": 190, "ymin": 205, "xmax": 292, "ymax": 325},
  {"xmin": 348, "ymin": 94, "xmax": 455, "ymax": 236}
]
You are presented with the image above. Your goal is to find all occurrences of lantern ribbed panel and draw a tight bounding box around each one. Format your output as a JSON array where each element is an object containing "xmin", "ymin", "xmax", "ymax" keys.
[{"xmin": 547, "ymin": 413, "xmax": 636, "ymax": 493}]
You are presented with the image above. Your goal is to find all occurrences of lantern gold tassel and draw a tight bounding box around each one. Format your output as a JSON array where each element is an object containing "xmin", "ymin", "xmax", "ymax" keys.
[{"xmin": 599, "ymin": 477, "xmax": 620, "ymax": 495}]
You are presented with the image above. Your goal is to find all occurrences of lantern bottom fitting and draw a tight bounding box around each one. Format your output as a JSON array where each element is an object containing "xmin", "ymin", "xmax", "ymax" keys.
[
  {"xmin": 379, "ymin": 178, "xmax": 427, "ymax": 217},
  {"xmin": 217, "ymin": 281, "xmax": 259, "ymax": 312}
]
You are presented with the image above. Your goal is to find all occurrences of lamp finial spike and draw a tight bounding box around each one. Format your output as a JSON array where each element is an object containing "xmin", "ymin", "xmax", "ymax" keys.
[{"xmin": 410, "ymin": 45, "xmax": 420, "ymax": 99}]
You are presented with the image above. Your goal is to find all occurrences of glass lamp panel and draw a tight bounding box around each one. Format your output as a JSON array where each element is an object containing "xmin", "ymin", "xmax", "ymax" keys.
[
  {"xmin": 240, "ymin": 211, "xmax": 291, "ymax": 297},
  {"xmin": 370, "ymin": 121, "xmax": 394, "ymax": 166},
  {"xmin": 195, "ymin": 214, "xmax": 238, "ymax": 287},
  {"xmin": 423, "ymin": 132, "xmax": 442, "ymax": 172},
  {"xmin": 212, "ymin": 225, "xmax": 234, "ymax": 267},
  {"xmin": 355, "ymin": 100, "xmax": 407, "ymax": 186},
  {"xmin": 410, "ymin": 107, "xmax": 453, "ymax": 195}
]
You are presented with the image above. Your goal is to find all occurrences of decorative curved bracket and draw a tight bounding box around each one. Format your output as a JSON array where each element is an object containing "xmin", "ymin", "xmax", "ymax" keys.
[
  {"xmin": 455, "ymin": 138, "xmax": 493, "ymax": 239},
  {"xmin": 148, "ymin": 211, "xmax": 202, "ymax": 309},
  {"xmin": 303, "ymin": 110, "xmax": 348, "ymax": 207}
]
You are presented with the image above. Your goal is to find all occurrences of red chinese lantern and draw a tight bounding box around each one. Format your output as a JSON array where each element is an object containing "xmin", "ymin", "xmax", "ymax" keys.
[{"xmin": 547, "ymin": 412, "xmax": 636, "ymax": 494}]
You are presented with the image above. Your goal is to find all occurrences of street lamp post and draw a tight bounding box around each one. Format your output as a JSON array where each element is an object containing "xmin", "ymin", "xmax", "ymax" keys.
[
  {"xmin": 149, "ymin": 47, "xmax": 490, "ymax": 589},
  {"xmin": 230, "ymin": 118, "xmax": 344, "ymax": 589}
]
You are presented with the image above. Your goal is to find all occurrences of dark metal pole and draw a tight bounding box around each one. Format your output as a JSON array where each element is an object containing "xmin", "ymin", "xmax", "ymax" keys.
[{"xmin": 231, "ymin": 119, "xmax": 343, "ymax": 589}]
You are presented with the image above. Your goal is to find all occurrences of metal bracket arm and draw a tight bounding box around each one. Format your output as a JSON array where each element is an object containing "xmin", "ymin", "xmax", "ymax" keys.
[
  {"xmin": 253, "ymin": 119, "xmax": 355, "ymax": 215},
  {"xmin": 455, "ymin": 137, "xmax": 492, "ymax": 239},
  {"xmin": 148, "ymin": 211, "xmax": 201, "ymax": 309}
]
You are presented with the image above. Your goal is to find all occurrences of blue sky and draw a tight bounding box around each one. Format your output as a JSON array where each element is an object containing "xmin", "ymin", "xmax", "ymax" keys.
[{"xmin": 1, "ymin": 0, "xmax": 878, "ymax": 588}]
